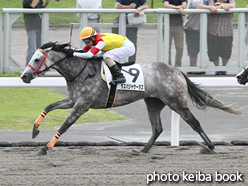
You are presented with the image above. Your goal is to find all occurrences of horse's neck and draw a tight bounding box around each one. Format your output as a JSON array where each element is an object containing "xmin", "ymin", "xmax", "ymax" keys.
[{"xmin": 53, "ymin": 56, "xmax": 102, "ymax": 82}]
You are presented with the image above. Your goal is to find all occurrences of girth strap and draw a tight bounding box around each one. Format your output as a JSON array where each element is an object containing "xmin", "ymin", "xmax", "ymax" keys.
[{"xmin": 105, "ymin": 84, "xmax": 118, "ymax": 108}]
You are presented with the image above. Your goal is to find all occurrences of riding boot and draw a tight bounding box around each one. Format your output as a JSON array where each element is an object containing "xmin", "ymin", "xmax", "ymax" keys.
[{"xmin": 109, "ymin": 64, "xmax": 126, "ymax": 84}]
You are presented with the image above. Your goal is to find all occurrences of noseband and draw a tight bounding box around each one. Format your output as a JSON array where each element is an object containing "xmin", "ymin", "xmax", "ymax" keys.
[{"xmin": 28, "ymin": 49, "xmax": 50, "ymax": 76}]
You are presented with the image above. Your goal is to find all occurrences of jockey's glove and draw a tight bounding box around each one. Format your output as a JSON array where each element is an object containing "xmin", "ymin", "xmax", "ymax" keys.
[
  {"xmin": 75, "ymin": 49, "xmax": 87, "ymax": 53},
  {"xmin": 66, "ymin": 49, "xmax": 74, "ymax": 58}
]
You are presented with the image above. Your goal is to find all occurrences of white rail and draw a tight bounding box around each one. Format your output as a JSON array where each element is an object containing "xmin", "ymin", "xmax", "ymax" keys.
[
  {"xmin": 0, "ymin": 76, "xmax": 241, "ymax": 87},
  {"xmin": 1, "ymin": 8, "xmax": 248, "ymax": 73}
]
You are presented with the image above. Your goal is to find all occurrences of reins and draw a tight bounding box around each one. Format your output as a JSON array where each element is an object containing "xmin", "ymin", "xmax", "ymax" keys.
[
  {"xmin": 67, "ymin": 60, "xmax": 97, "ymax": 82},
  {"xmin": 38, "ymin": 56, "xmax": 67, "ymax": 75}
]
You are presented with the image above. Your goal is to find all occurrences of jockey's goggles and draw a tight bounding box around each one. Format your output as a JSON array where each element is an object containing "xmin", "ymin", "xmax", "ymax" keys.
[{"xmin": 82, "ymin": 38, "xmax": 91, "ymax": 44}]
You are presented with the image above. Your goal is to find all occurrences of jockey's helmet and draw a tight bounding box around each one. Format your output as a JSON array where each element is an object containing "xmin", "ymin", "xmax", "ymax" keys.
[{"xmin": 80, "ymin": 27, "xmax": 97, "ymax": 40}]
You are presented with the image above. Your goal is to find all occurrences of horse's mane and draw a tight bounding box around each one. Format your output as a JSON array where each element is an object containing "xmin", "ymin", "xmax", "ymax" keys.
[
  {"xmin": 40, "ymin": 41, "xmax": 70, "ymax": 52},
  {"xmin": 39, "ymin": 41, "xmax": 103, "ymax": 61}
]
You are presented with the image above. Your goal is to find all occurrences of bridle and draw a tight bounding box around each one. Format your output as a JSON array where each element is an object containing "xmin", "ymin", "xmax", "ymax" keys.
[
  {"xmin": 28, "ymin": 48, "xmax": 97, "ymax": 82},
  {"xmin": 28, "ymin": 48, "xmax": 68, "ymax": 76},
  {"xmin": 28, "ymin": 49, "xmax": 51, "ymax": 76}
]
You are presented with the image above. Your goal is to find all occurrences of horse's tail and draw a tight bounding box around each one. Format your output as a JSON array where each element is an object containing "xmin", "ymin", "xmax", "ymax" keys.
[{"xmin": 181, "ymin": 72, "xmax": 244, "ymax": 115}]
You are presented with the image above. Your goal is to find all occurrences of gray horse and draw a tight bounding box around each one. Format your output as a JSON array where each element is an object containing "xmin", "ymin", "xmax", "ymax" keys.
[{"xmin": 20, "ymin": 42, "xmax": 242, "ymax": 155}]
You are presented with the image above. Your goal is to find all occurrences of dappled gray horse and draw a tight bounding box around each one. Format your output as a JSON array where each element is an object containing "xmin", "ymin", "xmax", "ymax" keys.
[{"xmin": 21, "ymin": 42, "xmax": 243, "ymax": 155}]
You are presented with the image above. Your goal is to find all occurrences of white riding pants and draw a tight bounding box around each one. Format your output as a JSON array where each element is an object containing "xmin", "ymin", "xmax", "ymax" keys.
[{"xmin": 100, "ymin": 38, "xmax": 135, "ymax": 63}]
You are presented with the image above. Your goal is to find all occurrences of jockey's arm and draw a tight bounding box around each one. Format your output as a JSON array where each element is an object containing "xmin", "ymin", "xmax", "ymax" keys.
[
  {"xmin": 73, "ymin": 51, "xmax": 94, "ymax": 58},
  {"xmin": 73, "ymin": 41, "xmax": 105, "ymax": 58}
]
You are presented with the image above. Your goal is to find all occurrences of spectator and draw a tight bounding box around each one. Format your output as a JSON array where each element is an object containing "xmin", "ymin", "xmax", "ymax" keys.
[
  {"xmin": 208, "ymin": 0, "xmax": 236, "ymax": 75},
  {"xmin": 76, "ymin": 0, "xmax": 102, "ymax": 33},
  {"xmin": 184, "ymin": 0, "xmax": 218, "ymax": 74},
  {"xmin": 163, "ymin": 0, "xmax": 187, "ymax": 67},
  {"xmin": 112, "ymin": 0, "xmax": 149, "ymax": 62},
  {"xmin": 23, "ymin": 0, "xmax": 50, "ymax": 66}
]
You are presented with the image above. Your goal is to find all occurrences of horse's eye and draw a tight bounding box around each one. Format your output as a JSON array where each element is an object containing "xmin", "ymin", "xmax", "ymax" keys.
[{"xmin": 35, "ymin": 59, "xmax": 40, "ymax": 62}]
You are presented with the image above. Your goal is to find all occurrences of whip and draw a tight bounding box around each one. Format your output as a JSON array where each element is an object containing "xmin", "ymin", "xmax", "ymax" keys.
[{"xmin": 69, "ymin": 23, "xmax": 73, "ymax": 50}]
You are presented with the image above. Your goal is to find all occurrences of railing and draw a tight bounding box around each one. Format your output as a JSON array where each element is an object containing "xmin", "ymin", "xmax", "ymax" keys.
[{"xmin": 1, "ymin": 8, "xmax": 248, "ymax": 73}]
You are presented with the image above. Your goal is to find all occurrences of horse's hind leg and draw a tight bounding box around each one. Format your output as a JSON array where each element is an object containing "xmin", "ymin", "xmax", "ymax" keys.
[
  {"xmin": 142, "ymin": 98, "xmax": 165, "ymax": 153},
  {"xmin": 32, "ymin": 97, "xmax": 74, "ymax": 138},
  {"xmin": 177, "ymin": 107, "xmax": 215, "ymax": 150}
]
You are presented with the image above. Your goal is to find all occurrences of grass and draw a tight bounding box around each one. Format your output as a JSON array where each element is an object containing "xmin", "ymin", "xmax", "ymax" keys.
[
  {"xmin": 0, "ymin": 0, "xmax": 245, "ymax": 24},
  {"xmin": 0, "ymin": 72, "xmax": 21, "ymax": 77},
  {"xmin": 0, "ymin": 88, "xmax": 126, "ymax": 131}
]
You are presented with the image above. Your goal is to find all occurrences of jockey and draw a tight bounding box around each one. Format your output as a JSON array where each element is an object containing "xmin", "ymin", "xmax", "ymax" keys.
[{"xmin": 67, "ymin": 26, "xmax": 136, "ymax": 84}]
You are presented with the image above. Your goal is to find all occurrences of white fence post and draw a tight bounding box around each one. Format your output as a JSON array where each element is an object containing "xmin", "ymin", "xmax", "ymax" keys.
[
  {"xmin": 238, "ymin": 12, "xmax": 245, "ymax": 68},
  {"xmin": 171, "ymin": 111, "xmax": 180, "ymax": 146},
  {"xmin": 79, "ymin": 13, "xmax": 88, "ymax": 48},
  {"xmin": 0, "ymin": 12, "xmax": 2, "ymax": 73},
  {"xmin": 118, "ymin": 13, "xmax": 127, "ymax": 37},
  {"xmin": 41, "ymin": 13, "xmax": 49, "ymax": 45},
  {"xmin": 163, "ymin": 13, "xmax": 170, "ymax": 65},
  {"xmin": 199, "ymin": 13, "xmax": 208, "ymax": 69},
  {"xmin": 156, "ymin": 13, "xmax": 163, "ymax": 62},
  {"xmin": 3, "ymin": 12, "xmax": 10, "ymax": 73}
]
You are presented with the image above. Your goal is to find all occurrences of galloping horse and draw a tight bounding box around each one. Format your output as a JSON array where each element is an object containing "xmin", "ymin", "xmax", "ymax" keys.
[{"xmin": 21, "ymin": 42, "xmax": 242, "ymax": 155}]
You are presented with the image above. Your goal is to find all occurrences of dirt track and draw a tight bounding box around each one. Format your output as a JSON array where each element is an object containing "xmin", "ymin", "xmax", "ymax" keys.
[{"xmin": 0, "ymin": 145, "xmax": 247, "ymax": 185}]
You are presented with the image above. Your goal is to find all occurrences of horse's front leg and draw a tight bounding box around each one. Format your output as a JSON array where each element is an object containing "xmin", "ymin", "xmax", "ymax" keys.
[
  {"xmin": 37, "ymin": 103, "xmax": 89, "ymax": 155},
  {"xmin": 33, "ymin": 97, "xmax": 74, "ymax": 138}
]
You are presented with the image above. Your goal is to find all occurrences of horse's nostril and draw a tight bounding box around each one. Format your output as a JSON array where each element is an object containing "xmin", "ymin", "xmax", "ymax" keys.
[
  {"xmin": 21, "ymin": 75, "xmax": 27, "ymax": 79},
  {"xmin": 236, "ymin": 76, "xmax": 241, "ymax": 79}
]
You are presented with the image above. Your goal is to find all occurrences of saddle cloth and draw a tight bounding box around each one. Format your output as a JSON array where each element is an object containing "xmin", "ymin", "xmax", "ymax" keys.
[{"xmin": 101, "ymin": 61, "xmax": 145, "ymax": 91}]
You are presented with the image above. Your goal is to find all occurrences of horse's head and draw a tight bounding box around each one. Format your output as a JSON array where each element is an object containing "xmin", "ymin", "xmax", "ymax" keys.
[
  {"xmin": 20, "ymin": 42, "xmax": 69, "ymax": 83},
  {"xmin": 236, "ymin": 66, "xmax": 248, "ymax": 85}
]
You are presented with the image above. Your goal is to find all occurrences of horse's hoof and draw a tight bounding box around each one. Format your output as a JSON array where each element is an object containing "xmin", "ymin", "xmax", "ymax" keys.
[
  {"xmin": 140, "ymin": 148, "xmax": 149, "ymax": 153},
  {"xmin": 208, "ymin": 143, "xmax": 215, "ymax": 150},
  {"xmin": 196, "ymin": 141, "xmax": 215, "ymax": 152},
  {"xmin": 32, "ymin": 125, "xmax": 40, "ymax": 139},
  {"xmin": 36, "ymin": 146, "xmax": 48, "ymax": 156},
  {"xmin": 200, "ymin": 146, "xmax": 216, "ymax": 154},
  {"xmin": 37, "ymin": 149, "xmax": 47, "ymax": 156},
  {"xmin": 32, "ymin": 130, "xmax": 40, "ymax": 139}
]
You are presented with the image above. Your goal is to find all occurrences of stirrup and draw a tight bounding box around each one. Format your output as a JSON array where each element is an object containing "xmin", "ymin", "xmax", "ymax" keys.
[
  {"xmin": 113, "ymin": 78, "xmax": 126, "ymax": 84},
  {"xmin": 109, "ymin": 77, "xmax": 126, "ymax": 85}
]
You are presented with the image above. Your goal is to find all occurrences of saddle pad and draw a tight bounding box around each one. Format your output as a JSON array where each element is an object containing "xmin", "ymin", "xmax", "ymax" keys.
[{"xmin": 101, "ymin": 61, "xmax": 145, "ymax": 91}]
